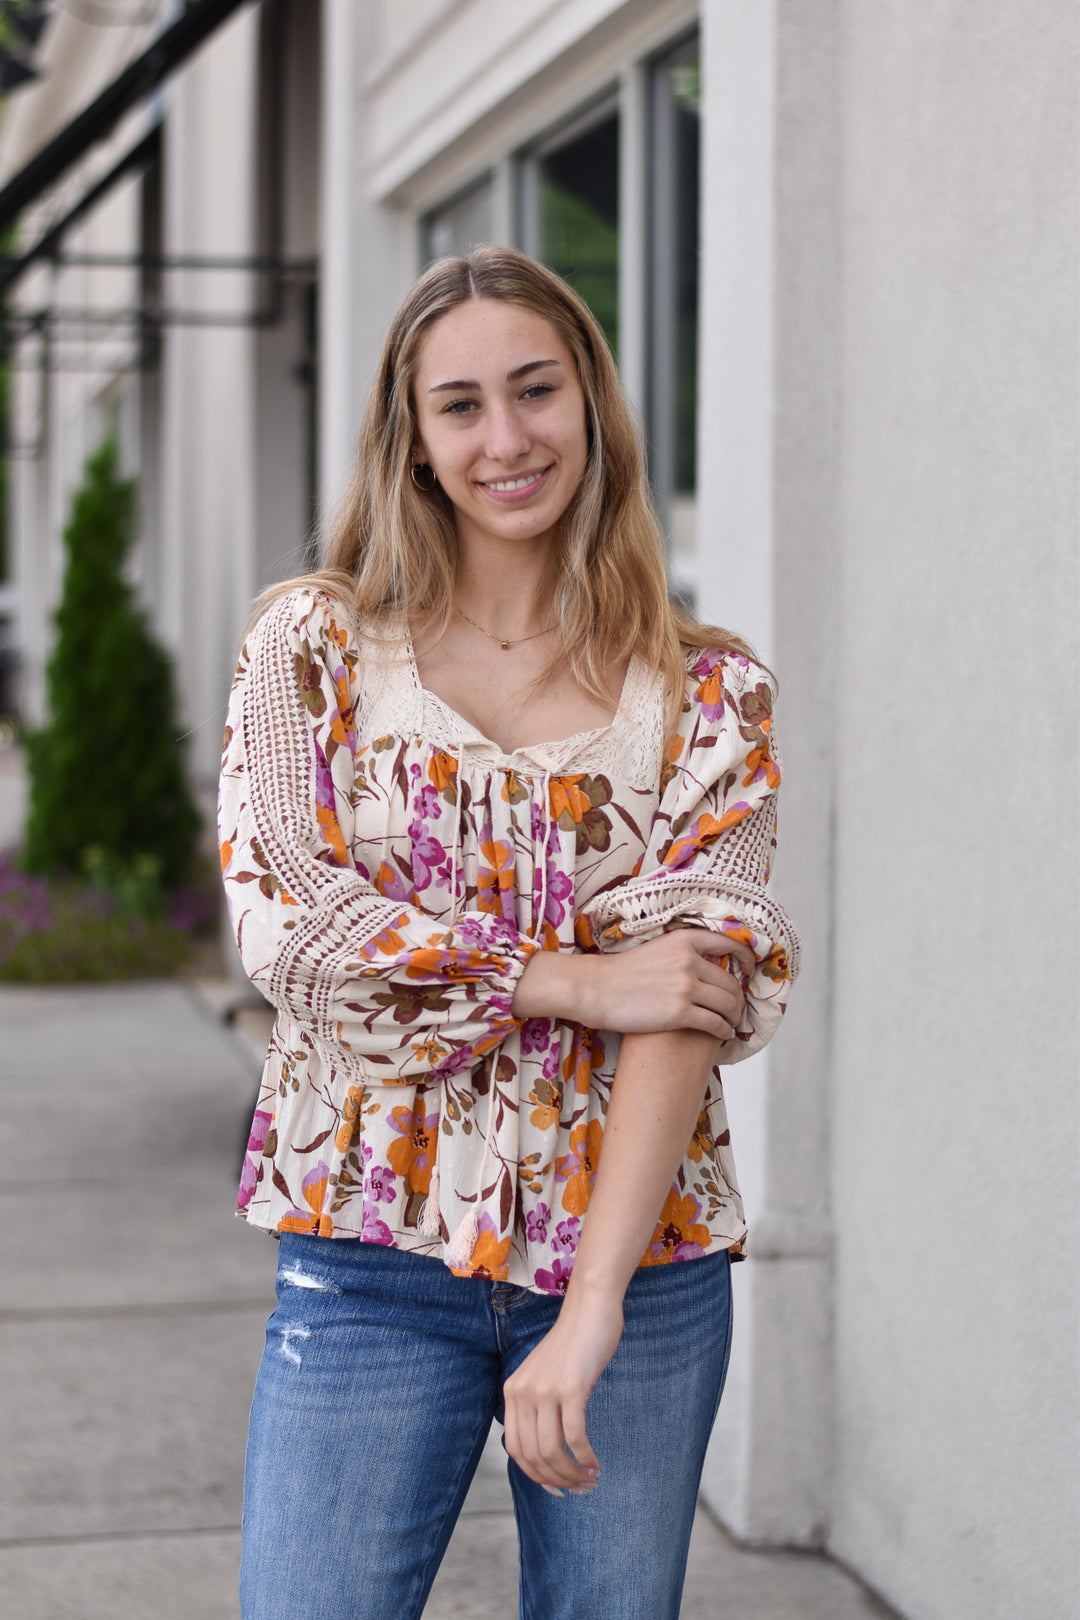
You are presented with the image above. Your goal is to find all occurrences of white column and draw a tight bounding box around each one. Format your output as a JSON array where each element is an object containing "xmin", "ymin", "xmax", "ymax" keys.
[
  {"xmin": 318, "ymin": 0, "xmax": 408, "ymax": 542},
  {"xmin": 697, "ymin": 0, "xmax": 840, "ymax": 1546},
  {"xmin": 160, "ymin": 7, "xmax": 260, "ymax": 807}
]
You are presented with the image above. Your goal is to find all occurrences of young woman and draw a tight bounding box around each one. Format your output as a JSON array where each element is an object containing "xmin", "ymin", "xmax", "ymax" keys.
[{"xmin": 220, "ymin": 245, "xmax": 798, "ymax": 1620}]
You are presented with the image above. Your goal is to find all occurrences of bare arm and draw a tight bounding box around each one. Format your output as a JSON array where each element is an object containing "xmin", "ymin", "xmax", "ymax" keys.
[{"xmin": 502, "ymin": 1026, "xmax": 720, "ymax": 1492}]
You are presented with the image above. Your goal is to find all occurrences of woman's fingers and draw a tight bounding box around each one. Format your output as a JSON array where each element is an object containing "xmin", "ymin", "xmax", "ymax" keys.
[
  {"xmin": 589, "ymin": 927, "xmax": 756, "ymax": 1037},
  {"xmin": 503, "ymin": 1299, "xmax": 621, "ymax": 1490},
  {"xmin": 505, "ymin": 1387, "xmax": 596, "ymax": 1490},
  {"xmin": 561, "ymin": 1402, "xmax": 601, "ymax": 1480},
  {"xmin": 685, "ymin": 928, "xmax": 757, "ymax": 981},
  {"xmin": 535, "ymin": 1402, "xmax": 588, "ymax": 1487}
]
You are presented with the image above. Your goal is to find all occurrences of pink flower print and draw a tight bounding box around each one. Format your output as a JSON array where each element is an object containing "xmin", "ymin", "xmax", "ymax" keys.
[
  {"xmin": 312, "ymin": 736, "xmax": 348, "ymax": 867},
  {"xmin": 671, "ymin": 1240, "xmax": 707, "ymax": 1262},
  {"xmin": 520, "ymin": 1018, "xmax": 552, "ymax": 1056},
  {"xmin": 302, "ymin": 1161, "xmax": 329, "ymax": 1204},
  {"xmin": 238, "ymin": 1108, "xmax": 272, "ymax": 1210},
  {"xmin": 477, "ymin": 828, "xmax": 517, "ymax": 924},
  {"xmin": 534, "ymin": 1255, "xmax": 574, "ymax": 1295},
  {"xmin": 456, "ymin": 914, "xmax": 519, "ymax": 952},
  {"xmin": 533, "ymin": 864, "xmax": 573, "ymax": 932},
  {"xmin": 407, "ymin": 819, "xmax": 448, "ymax": 891},
  {"xmin": 361, "ymin": 1209, "xmax": 394, "ymax": 1245},
  {"xmin": 691, "ymin": 653, "xmax": 727, "ymax": 723},
  {"xmin": 541, "ymin": 1045, "xmax": 561, "ymax": 1081},
  {"xmin": 552, "ymin": 1215, "xmax": 581, "ymax": 1255},
  {"xmin": 364, "ymin": 1162, "xmax": 397, "ymax": 1204},
  {"xmin": 413, "ymin": 782, "xmax": 443, "ymax": 822},
  {"xmin": 277, "ymin": 1160, "xmax": 332, "ymax": 1232},
  {"xmin": 526, "ymin": 1202, "xmax": 552, "ymax": 1243},
  {"xmin": 373, "ymin": 861, "xmax": 412, "ymax": 903}
]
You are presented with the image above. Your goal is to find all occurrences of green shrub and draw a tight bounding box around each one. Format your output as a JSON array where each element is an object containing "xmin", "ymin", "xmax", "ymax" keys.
[{"xmin": 21, "ymin": 439, "xmax": 199, "ymax": 881}]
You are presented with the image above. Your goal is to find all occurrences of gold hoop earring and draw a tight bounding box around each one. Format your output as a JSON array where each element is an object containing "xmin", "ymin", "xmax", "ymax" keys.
[{"xmin": 411, "ymin": 462, "xmax": 437, "ymax": 493}]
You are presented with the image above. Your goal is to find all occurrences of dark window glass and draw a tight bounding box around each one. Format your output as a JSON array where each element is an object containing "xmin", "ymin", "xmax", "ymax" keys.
[
  {"xmin": 535, "ymin": 111, "xmax": 619, "ymax": 360},
  {"xmin": 650, "ymin": 37, "xmax": 700, "ymax": 592}
]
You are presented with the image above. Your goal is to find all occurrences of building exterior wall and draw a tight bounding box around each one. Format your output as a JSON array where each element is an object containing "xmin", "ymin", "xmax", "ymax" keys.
[{"xmin": 828, "ymin": 3, "xmax": 1078, "ymax": 1615}]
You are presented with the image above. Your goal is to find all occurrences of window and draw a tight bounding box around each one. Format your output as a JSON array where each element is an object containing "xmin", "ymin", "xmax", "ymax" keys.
[
  {"xmin": 519, "ymin": 99, "xmax": 620, "ymax": 360},
  {"xmin": 422, "ymin": 178, "xmax": 494, "ymax": 264},
  {"xmin": 649, "ymin": 34, "xmax": 701, "ymax": 597}
]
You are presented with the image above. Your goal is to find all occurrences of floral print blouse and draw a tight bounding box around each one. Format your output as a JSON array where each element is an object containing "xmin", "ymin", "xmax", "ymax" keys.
[{"xmin": 219, "ymin": 588, "xmax": 799, "ymax": 1294}]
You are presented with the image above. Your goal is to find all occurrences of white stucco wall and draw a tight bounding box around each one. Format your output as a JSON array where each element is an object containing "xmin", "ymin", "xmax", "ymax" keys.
[{"xmin": 828, "ymin": 4, "xmax": 1078, "ymax": 1617}]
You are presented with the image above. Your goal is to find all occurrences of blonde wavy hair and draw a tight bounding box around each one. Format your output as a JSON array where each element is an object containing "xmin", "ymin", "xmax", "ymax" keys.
[{"xmin": 255, "ymin": 245, "xmax": 758, "ymax": 727}]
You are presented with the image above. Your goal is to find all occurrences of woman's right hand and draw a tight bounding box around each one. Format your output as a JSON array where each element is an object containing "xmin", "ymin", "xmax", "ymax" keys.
[{"xmin": 512, "ymin": 928, "xmax": 756, "ymax": 1040}]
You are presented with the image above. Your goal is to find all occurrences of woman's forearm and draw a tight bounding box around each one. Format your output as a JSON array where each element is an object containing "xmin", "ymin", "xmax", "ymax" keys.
[
  {"xmin": 563, "ymin": 1028, "xmax": 720, "ymax": 1305},
  {"xmin": 500, "ymin": 1025, "xmax": 721, "ymax": 1491}
]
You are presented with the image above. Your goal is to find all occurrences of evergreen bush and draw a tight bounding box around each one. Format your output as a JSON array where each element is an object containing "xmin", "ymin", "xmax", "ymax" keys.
[{"xmin": 21, "ymin": 438, "xmax": 199, "ymax": 882}]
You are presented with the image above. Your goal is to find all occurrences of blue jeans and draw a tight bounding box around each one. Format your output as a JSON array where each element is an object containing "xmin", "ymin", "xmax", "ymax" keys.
[{"xmin": 240, "ymin": 1235, "xmax": 733, "ymax": 1620}]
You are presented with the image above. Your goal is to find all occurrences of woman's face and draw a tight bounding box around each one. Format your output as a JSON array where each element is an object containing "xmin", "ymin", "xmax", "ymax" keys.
[{"xmin": 411, "ymin": 298, "xmax": 589, "ymax": 556}]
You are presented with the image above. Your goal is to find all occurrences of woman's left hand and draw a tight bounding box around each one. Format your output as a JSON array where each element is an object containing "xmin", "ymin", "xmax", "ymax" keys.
[{"xmin": 502, "ymin": 1290, "xmax": 623, "ymax": 1493}]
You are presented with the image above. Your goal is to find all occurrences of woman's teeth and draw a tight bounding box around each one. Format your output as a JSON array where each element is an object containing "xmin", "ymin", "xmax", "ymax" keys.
[{"xmin": 486, "ymin": 472, "xmax": 544, "ymax": 492}]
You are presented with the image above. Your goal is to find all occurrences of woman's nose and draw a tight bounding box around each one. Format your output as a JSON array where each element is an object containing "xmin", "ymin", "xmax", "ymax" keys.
[{"xmin": 484, "ymin": 401, "xmax": 530, "ymax": 463}]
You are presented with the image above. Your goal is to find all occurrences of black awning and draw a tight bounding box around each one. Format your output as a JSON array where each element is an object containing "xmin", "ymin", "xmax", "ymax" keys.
[
  {"xmin": 0, "ymin": 0, "xmax": 258, "ymax": 235},
  {"xmin": 0, "ymin": 125, "xmax": 161, "ymax": 295}
]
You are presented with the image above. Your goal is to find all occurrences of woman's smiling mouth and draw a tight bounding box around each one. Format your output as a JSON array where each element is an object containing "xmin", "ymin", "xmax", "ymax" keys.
[{"xmin": 478, "ymin": 466, "xmax": 553, "ymax": 499}]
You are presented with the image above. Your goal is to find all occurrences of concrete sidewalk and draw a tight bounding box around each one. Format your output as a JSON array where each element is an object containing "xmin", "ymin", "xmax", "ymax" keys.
[{"xmin": 0, "ymin": 981, "xmax": 895, "ymax": 1619}]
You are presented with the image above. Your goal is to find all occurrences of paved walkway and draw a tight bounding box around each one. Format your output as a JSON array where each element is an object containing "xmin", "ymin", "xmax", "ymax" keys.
[{"xmin": 0, "ymin": 980, "xmax": 896, "ymax": 1619}]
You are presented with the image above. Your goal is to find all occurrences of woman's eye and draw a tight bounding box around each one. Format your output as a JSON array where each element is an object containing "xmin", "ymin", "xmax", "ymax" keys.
[
  {"xmin": 443, "ymin": 397, "xmax": 477, "ymax": 415},
  {"xmin": 522, "ymin": 383, "xmax": 554, "ymax": 401}
]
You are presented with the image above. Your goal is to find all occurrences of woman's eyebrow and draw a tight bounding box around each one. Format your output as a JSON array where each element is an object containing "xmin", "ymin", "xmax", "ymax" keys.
[{"xmin": 427, "ymin": 358, "xmax": 561, "ymax": 394}]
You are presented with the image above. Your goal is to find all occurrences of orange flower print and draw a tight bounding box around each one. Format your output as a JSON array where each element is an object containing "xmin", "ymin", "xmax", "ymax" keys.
[
  {"xmin": 335, "ymin": 1085, "xmax": 365, "ymax": 1152},
  {"xmin": 760, "ymin": 942, "xmax": 791, "ymax": 982},
  {"xmin": 555, "ymin": 1118, "xmax": 604, "ymax": 1215},
  {"xmin": 315, "ymin": 803, "xmax": 348, "ymax": 867},
  {"xmin": 277, "ymin": 1161, "xmax": 334, "ymax": 1237},
  {"xmin": 477, "ymin": 835, "xmax": 516, "ymax": 918},
  {"xmin": 451, "ymin": 1213, "xmax": 511, "ymax": 1280},
  {"xmin": 562, "ymin": 1026, "xmax": 599, "ymax": 1096},
  {"xmin": 660, "ymin": 732, "xmax": 684, "ymax": 793},
  {"xmin": 428, "ymin": 749, "xmax": 458, "ymax": 801},
  {"xmin": 693, "ymin": 660, "xmax": 726, "ymax": 722},
  {"xmin": 219, "ymin": 838, "xmax": 233, "ymax": 874},
  {"xmin": 686, "ymin": 1108, "xmax": 714, "ymax": 1164},
  {"xmin": 386, "ymin": 1100, "xmax": 439, "ymax": 1194},
  {"xmin": 550, "ymin": 774, "xmax": 612, "ymax": 855},
  {"xmin": 501, "ymin": 768, "xmax": 529, "ymax": 805},
  {"xmin": 528, "ymin": 1076, "xmax": 561, "ymax": 1132},
  {"xmin": 742, "ymin": 717, "xmax": 781, "ymax": 791},
  {"xmin": 663, "ymin": 805, "xmax": 752, "ymax": 869},
  {"xmin": 640, "ymin": 1188, "xmax": 712, "ymax": 1266},
  {"xmin": 360, "ymin": 916, "xmax": 409, "ymax": 958},
  {"xmin": 411, "ymin": 1034, "xmax": 450, "ymax": 1066},
  {"xmin": 550, "ymin": 775, "xmax": 591, "ymax": 825}
]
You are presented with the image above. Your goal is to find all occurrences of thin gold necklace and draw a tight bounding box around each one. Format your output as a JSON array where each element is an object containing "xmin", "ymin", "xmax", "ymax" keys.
[{"xmin": 454, "ymin": 604, "xmax": 556, "ymax": 651}]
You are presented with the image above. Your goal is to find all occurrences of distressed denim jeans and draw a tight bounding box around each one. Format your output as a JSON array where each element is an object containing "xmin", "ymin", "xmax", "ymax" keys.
[{"xmin": 240, "ymin": 1235, "xmax": 733, "ymax": 1620}]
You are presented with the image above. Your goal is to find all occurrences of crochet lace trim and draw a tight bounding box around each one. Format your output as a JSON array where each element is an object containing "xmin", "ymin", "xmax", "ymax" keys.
[{"xmin": 357, "ymin": 619, "xmax": 665, "ymax": 787}]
